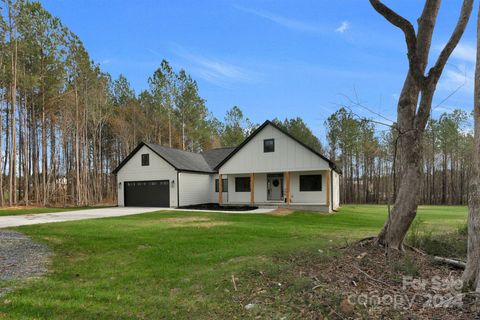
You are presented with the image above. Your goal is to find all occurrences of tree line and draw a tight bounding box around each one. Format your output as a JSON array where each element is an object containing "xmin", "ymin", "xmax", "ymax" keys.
[
  {"xmin": 0, "ymin": 0, "xmax": 324, "ymax": 207},
  {"xmin": 326, "ymin": 107, "xmax": 474, "ymax": 205},
  {"xmin": 0, "ymin": 0, "xmax": 475, "ymax": 210}
]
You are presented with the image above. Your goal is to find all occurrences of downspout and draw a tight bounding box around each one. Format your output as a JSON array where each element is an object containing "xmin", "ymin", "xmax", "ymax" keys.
[
  {"xmin": 331, "ymin": 170, "xmax": 337, "ymax": 212},
  {"xmin": 177, "ymin": 171, "xmax": 180, "ymax": 208}
]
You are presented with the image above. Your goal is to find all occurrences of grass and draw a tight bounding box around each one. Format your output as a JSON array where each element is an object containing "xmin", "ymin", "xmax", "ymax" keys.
[
  {"xmin": 0, "ymin": 206, "xmax": 112, "ymax": 217},
  {"xmin": 406, "ymin": 215, "xmax": 468, "ymax": 259},
  {"xmin": 0, "ymin": 205, "xmax": 467, "ymax": 319}
]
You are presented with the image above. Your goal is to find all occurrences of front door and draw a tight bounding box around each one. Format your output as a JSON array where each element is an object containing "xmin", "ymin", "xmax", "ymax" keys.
[{"xmin": 267, "ymin": 173, "xmax": 283, "ymax": 201}]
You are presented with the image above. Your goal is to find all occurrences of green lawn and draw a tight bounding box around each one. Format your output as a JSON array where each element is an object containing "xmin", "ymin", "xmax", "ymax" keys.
[
  {"xmin": 0, "ymin": 205, "xmax": 467, "ymax": 319},
  {"xmin": 0, "ymin": 206, "xmax": 112, "ymax": 217}
]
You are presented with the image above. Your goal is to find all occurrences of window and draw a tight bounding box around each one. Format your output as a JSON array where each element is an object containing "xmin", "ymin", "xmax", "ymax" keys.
[
  {"xmin": 235, "ymin": 177, "xmax": 251, "ymax": 192},
  {"xmin": 263, "ymin": 139, "xmax": 275, "ymax": 153},
  {"xmin": 141, "ymin": 154, "xmax": 149, "ymax": 166},
  {"xmin": 299, "ymin": 174, "xmax": 322, "ymax": 191},
  {"xmin": 215, "ymin": 178, "xmax": 228, "ymax": 192}
]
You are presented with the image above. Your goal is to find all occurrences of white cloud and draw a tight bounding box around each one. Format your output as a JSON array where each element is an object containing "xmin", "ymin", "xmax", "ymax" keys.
[
  {"xmin": 335, "ymin": 21, "xmax": 349, "ymax": 33},
  {"xmin": 438, "ymin": 65, "xmax": 473, "ymax": 94},
  {"xmin": 233, "ymin": 5, "xmax": 324, "ymax": 34},
  {"xmin": 172, "ymin": 46, "xmax": 258, "ymax": 86},
  {"xmin": 451, "ymin": 43, "xmax": 476, "ymax": 63},
  {"xmin": 101, "ymin": 59, "xmax": 111, "ymax": 64}
]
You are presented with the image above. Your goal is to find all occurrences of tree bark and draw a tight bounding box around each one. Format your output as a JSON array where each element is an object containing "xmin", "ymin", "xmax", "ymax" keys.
[
  {"xmin": 370, "ymin": 0, "xmax": 473, "ymax": 249},
  {"xmin": 463, "ymin": 3, "xmax": 480, "ymax": 291}
]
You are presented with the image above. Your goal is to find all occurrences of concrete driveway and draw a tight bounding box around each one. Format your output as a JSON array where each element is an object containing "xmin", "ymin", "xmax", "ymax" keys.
[{"xmin": 0, "ymin": 207, "xmax": 162, "ymax": 228}]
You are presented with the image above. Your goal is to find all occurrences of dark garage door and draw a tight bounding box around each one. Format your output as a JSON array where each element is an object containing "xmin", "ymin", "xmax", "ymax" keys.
[{"xmin": 124, "ymin": 180, "xmax": 170, "ymax": 207}]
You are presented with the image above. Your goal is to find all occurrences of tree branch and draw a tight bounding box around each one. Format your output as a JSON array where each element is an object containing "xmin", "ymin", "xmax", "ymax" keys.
[
  {"xmin": 428, "ymin": 0, "xmax": 474, "ymax": 82},
  {"xmin": 369, "ymin": 0, "xmax": 425, "ymax": 86},
  {"xmin": 415, "ymin": 0, "xmax": 473, "ymax": 129},
  {"xmin": 415, "ymin": 0, "xmax": 441, "ymax": 70}
]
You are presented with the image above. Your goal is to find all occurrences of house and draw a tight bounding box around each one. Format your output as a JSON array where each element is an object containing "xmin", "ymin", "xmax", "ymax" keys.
[{"xmin": 112, "ymin": 120, "xmax": 341, "ymax": 212}]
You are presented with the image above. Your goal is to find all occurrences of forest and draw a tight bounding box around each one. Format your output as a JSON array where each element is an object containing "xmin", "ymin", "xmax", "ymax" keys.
[{"xmin": 0, "ymin": 0, "xmax": 474, "ymax": 207}]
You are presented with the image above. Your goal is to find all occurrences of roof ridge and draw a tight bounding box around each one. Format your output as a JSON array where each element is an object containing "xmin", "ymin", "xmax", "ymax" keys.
[
  {"xmin": 146, "ymin": 142, "xmax": 202, "ymax": 155},
  {"xmin": 201, "ymin": 146, "xmax": 237, "ymax": 153}
]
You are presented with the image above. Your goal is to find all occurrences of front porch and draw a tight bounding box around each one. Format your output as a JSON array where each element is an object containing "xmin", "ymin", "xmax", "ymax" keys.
[{"xmin": 216, "ymin": 170, "xmax": 333, "ymax": 213}]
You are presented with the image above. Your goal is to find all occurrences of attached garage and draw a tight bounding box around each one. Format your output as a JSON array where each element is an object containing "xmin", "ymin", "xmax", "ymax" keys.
[
  {"xmin": 113, "ymin": 143, "xmax": 230, "ymax": 208},
  {"xmin": 124, "ymin": 180, "xmax": 170, "ymax": 207}
]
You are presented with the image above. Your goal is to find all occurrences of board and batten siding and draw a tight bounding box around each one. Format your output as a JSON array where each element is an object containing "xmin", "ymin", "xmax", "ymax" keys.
[
  {"xmin": 178, "ymin": 172, "xmax": 212, "ymax": 206},
  {"xmin": 219, "ymin": 123, "xmax": 330, "ymax": 175},
  {"xmin": 221, "ymin": 171, "xmax": 327, "ymax": 205},
  {"xmin": 290, "ymin": 171, "xmax": 328, "ymax": 204},
  {"xmin": 116, "ymin": 145, "xmax": 178, "ymax": 207},
  {"xmin": 223, "ymin": 174, "xmax": 257, "ymax": 204},
  {"xmin": 332, "ymin": 171, "xmax": 340, "ymax": 210},
  {"xmin": 211, "ymin": 174, "xmax": 228, "ymax": 203}
]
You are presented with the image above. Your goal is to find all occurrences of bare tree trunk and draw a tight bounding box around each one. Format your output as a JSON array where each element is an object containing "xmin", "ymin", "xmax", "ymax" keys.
[
  {"xmin": 463, "ymin": 4, "xmax": 480, "ymax": 291},
  {"xmin": 370, "ymin": 0, "xmax": 473, "ymax": 249},
  {"xmin": 0, "ymin": 68, "xmax": 4, "ymax": 207},
  {"xmin": 41, "ymin": 86, "xmax": 47, "ymax": 206},
  {"xmin": 23, "ymin": 95, "xmax": 28, "ymax": 205},
  {"xmin": 168, "ymin": 110, "xmax": 172, "ymax": 148},
  {"xmin": 75, "ymin": 85, "xmax": 80, "ymax": 206},
  {"xmin": 9, "ymin": 30, "xmax": 17, "ymax": 206}
]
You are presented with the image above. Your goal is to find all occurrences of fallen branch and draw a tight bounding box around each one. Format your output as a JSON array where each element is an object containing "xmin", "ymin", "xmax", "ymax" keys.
[
  {"xmin": 352, "ymin": 265, "xmax": 395, "ymax": 289},
  {"xmin": 231, "ymin": 274, "xmax": 237, "ymax": 291},
  {"xmin": 404, "ymin": 244, "xmax": 427, "ymax": 256},
  {"xmin": 433, "ymin": 256, "xmax": 466, "ymax": 269}
]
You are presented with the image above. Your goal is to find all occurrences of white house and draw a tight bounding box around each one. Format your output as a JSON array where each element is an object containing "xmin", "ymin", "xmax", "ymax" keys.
[{"xmin": 113, "ymin": 120, "xmax": 341, "ymax": 212}]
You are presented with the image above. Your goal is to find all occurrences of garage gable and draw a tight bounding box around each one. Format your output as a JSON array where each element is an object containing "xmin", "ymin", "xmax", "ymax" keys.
[
  {"xmin": 115, "ymin": 145, "xmax": 176, "ymax": 175},
  {"xmin": 116, "ymin": 145, "xmax": 178, "ymax": 207}
]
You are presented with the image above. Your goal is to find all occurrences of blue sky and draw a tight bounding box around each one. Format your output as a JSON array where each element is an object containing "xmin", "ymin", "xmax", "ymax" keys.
[{"xmin": 41, "ymin": 0, "xmax": 476, "ymax": 139}]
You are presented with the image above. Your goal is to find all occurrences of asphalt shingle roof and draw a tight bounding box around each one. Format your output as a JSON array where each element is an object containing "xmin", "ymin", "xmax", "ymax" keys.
[
  {"xmin": 201, "ymin": 147, "xmax": 236, "ymax": 170},
  {"xmin": 145, "ymin": 143, "xmax": 235, "ymax": 173}
]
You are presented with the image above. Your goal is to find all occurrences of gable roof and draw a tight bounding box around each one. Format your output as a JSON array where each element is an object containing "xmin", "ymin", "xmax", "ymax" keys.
[
  {"xmin": 112, "ymin": 142, "xmax": 235, "ymax": 175},
  {"xmin": 201, "ymin": 147, "xmax": 236, "ymax": 169},
  {"xmin": 112, "ymin": 120, "xmax": 340, "ymax": 175},
  {"xmin": 214, "ymin": 120, "xmax": 341, "ymax": 174}
]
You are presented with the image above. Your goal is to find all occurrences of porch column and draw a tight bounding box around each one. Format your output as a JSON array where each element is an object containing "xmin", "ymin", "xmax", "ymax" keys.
[
  {"xmin": 250, "ymin": 173, "xmax": 255, "ymax": 206},
  {"xmin": 218, "ymin": 174, "xmax": 223, "ymax": 206},
  {"xmin": 284, "ymin": 171, "xmax": 290, "ymax": 207},
  {"xmin": 326, "ymin": 170, "xmax": 331, "ymax": 210}
]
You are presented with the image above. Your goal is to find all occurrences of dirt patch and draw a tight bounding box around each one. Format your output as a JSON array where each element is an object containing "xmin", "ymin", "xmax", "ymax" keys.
[
  {"xmin": 142, "ymin": 216, "xmax": 232, "ymax": 228},
  {"xmin": 41, "ymin": 236, "xmax": 64, "ymax": 245},
  {"xmin": 224, "ymin": 255, "xmax": 270, "ymax": 265},
  {"xmin": 165, "ymin": 221, "xmax": 232, "ymax": 228},
  {"xmin": 270, "ymin": 208, "xmax": 294, "ymax": 216},
  {"xmin": 225, "ymin": 241, "xmax": 477, "ymax": 319},
  {"xmin": 180, "ymin": 221, "xmax": 232, "ymax": 228},
  {"xmin": 0, "ymin": 206, "xmax": 39, "ymax": 211},
  {"xmin": 159, "ymin": 216, "xmax": 211, "ymax": 223}
]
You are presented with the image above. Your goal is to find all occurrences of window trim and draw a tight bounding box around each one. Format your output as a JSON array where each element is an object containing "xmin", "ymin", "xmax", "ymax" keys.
[
  {"xmin": 141, "ymin": 154, "xmax": 150, "ymax": 166},
  {"xmin": 299, "ymin": 174, "xmax": 322, "ymax": 192},
  {"xmin": 215, "ymin": 178, "xmax": 228, "ymax": 193},
  {"xmin": 235, "ymin": 177, "xmax": 251, "ymax": 192},
  {"xmin": 263, "ymin": 139, "xmax": 275, "ymax": 153}
]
